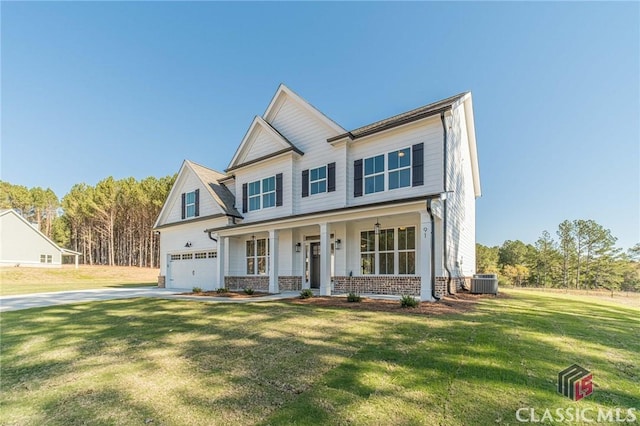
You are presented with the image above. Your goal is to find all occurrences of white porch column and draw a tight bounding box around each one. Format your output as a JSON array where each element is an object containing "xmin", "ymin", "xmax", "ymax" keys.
[
  {"xmin": 74, "ymin": 254, "xmax": 79, "ymax": 269},
  {"xmin": 216, "ymin": 236, "xmax": 226, "ymax": 290},
  {"xmin": 319, "ymin": 223, "xmax": 331, "ymax": 296},
  {"xmin": 269, "ymin": 229, "xmax": 279, "ymax": 293},
  {"xmin": 420, "ymin": 210, "xmax": 436, "ymax": 302}
]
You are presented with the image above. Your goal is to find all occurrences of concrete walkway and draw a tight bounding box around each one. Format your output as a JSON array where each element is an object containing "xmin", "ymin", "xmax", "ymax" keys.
[{"xmin": 0, "ymin": 287, "xmax": 301, "ymax": 312}]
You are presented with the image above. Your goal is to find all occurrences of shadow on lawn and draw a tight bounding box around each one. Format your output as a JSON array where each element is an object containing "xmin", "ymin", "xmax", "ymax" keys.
[{"xmin": 1, "ymin": 294, "xmax": 638, "ymax": 425}]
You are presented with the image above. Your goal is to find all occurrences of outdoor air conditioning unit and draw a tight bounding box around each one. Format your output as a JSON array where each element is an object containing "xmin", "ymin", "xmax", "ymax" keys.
[{"xmin": 471, "ymin": 274, "xmax": 498, "ymax": 295}]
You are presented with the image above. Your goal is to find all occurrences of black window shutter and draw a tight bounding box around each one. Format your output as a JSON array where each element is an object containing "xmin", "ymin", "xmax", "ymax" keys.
[
  {"xmin": 194, "ymin": 189, "xmax": 200, "ymax": 217},
  {"xmin": 327, "ymin": 162, "xmax": 336, "ymax": 192},
  {"xmin": 276, "ymin": 173, "xmax": 283, "ymax": 206},
  {"xmin": 181, "ymin": 193, "xmax": 186, "ymax": 219},
  {"xmin": 412, "ymin": 143, "xmax": 424, "ymax": 187},
  {"xmin": 242, "ymin": 183, "xmax": 248, "ymax": 213},
  {"xmin": 354, "ymin": 159, "xmax": 363, "ymax": 197},
  {"xmin": 302, "ymin": 169, "xmax": 309, "ymax": 198}
]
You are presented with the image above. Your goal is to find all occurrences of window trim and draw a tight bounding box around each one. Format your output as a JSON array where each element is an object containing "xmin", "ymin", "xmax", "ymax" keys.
[
  {"xmin": 359, "ymin": 225, "xmax": 416, "ymax": 275},
  {"xmin": 247, "ymin": 176, "xmax": 276, "ymax": 211},
  {"xmin": 388, "ymin": 147, "xmax": 412, "ymax": 190},
  {"xmin": 309, "ymin": 165, "xmax": 327, "ymax": 195},
  {"xmin": 185, "ymin": 190, "xmax": 197, "ymax": 218},
  {"xmin": 246, "ymin": 238, "xmax": 270, "ymax": 275},
  {"xmin": 363, "ymin": 154, "xmax": 385, "ymax": 195}
]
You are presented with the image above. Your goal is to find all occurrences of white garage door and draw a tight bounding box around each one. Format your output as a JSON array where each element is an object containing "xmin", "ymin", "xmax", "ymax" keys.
[{"xmin": 167, "ymin": 251, "xmax": 218, "ymax": 290}]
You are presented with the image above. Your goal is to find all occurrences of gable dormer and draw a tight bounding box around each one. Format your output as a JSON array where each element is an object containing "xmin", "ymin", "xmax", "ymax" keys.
[
  {"xmin": 154, "ymin": 160, "xmax": 240, "ymax": 229},
  {"xmin": 227, "ymin": 116, "xmax": 303, "ymax": 172}
]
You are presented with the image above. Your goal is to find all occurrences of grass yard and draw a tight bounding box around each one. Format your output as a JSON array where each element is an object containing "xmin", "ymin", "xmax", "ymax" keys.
[
  {"xmin": 0, "ymin": 290, "xmax": 638, "ymax": 425},
  {"xmin": 0, "ymin": 265, "xmax": 159, "ymax": 296}
]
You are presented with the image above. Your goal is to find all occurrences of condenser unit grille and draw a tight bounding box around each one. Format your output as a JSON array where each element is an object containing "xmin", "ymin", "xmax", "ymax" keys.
[{"xmin": 471, "ymin": 274, "xmax": 498, "ymax": 295}]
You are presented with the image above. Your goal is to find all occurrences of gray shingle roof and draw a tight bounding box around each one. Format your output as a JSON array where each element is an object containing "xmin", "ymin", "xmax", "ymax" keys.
[
  {"xmin": 328, "ymin": 92, "xmax": 468, "ymax": 142},
  {"xmin": 187, "ymin": 161, "xmax": 242, "ymax": 218}
]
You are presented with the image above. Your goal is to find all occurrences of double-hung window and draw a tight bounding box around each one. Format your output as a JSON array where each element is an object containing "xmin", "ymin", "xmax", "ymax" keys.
[
  {"xmin": 185, "ymin": 191, "xmax": 197, "ymax": 218},
  {"xmin": 364, "ymin": 154, "xmax": 385, "ymax": 194},
  {"xmin": 310, "ymin": 166, "xmax": 327, "ymax": 195},
  {"xmin": 246, "ymin": 238, "xmax": 269, "ymax": 275},
  {"xmin": 360, "ymin": 231, "xmax": 376, "ymax": 274},
  {"xmin": 360, "ymin": 226, "xmax": 416, "ymax": 275},
  {"xmin": 248, "ymin": 177, "xmax": 276, "ymax": 211},
  {"xmin": 388, "ymin": 148, "xmax": 411, "ymax": 190},
  {"xmin": 398, "ymin": 227, "xmax": 416, "ymax": 274}
]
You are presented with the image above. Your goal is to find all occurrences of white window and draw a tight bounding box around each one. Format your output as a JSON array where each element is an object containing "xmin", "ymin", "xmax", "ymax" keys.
[
  {"xmin": 310, "ymin": 166, "xmax": 327, "ymax": 195},
  {"xmin": 195, "ymin": 252, "xmax": 207, "ymax": 259},
  {"xmin": 170, "ymin": 254, "xmax": 181, "ymax": 261},
  {"xmin": 40, "ymin": 255, "xmax": 46, "ymax": 263},
  {"xmin": 364, "ymin": 154, "xmax": 385, "ymax": 194},
  {"xmin": 248, "ymin": 177, "xmax": 276, "ymax": 211},
  {"xmin": 246, "ymin": 238, "xmax": 269, "ymax": 275},
  {"xmin": 182, "ymin": 253, "xmax": 193, "ymax": 260},
  {"xmin": 398, "ymin": 227, "xmax": 416, "ymax": 274},
  {"xmin": 360, "ymin": 231, "xmax": 376, "ymax": 275},
  {"xmin": 388, "ymin": 148, "xmax": 411, "ymax": 190},
  {"xmin": 360, "ymin": 226, "xmax": 416, "ymax": 275},
  {"xmin": 208, "ymin": 251, "xmax": 217, "ymax": 258},
  {"xmin": 185, "ymin": 191, "xmax": 197, "ymax": 218}
]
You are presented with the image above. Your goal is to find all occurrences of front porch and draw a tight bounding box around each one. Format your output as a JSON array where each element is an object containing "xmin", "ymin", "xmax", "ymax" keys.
[{"xmin": 212, "ymin": 201, "xmax": 450, "ymax": 301}]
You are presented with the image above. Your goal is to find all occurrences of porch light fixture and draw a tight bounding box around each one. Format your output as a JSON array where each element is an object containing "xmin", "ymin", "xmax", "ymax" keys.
[
  {"xmin": 185, "ymin": 241, "xmax": 192, "ymax": 248},
  {"xmin": 251, "ymin": 235, "xmax": 255, "ymax": 241},
  {"xmin": 374, "ymin": 218, "xmax": 381, "ymax": 235},
  {"xmin": 335, "ymin": 239, "xmax": 342, "ymax": 250},
  {"xmin": 295, "ymin": 242, "xmax": 301, "ymax": 253}
]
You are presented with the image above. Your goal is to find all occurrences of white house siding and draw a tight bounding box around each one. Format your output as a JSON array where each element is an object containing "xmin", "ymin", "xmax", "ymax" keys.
[
  {"xmin": 163, "ymin": 167, "xmax": 222, "ymax": 226},
  {"xmin": 270, "ymin": 96, "xmax": 348, "ymax": 215},
  {"xmin": 444, "ymin": 105, "xmax": 476, "ymax": 280},
  {"xmin": 0, "ymin": 212, "xmax": 62, "ymax": 267},
  {"xmin": 234, "ymin": 156, "xmax": 294, "ymax": 222},
  {"xmin": 159, "ymin": 220, "xmax": 223, "ymax": 289},
  {"xmin": 239, "ymin": 125, "xmax": 288, "ymax": 164},
  {"xmin": 347, "ymin": 117, "xmax": 444, "ymax": 208}
]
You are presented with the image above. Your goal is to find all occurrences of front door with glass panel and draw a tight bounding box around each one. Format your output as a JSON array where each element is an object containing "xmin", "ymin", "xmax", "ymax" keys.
[{"xmin": 310, "ymin": 242, "xmax": 321, "ymax": 289}]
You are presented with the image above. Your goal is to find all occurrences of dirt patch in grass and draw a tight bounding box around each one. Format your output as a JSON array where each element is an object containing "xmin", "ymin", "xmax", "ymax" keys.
[
  {"xmin": 182, "ymin": 290, "xmax": 274, "ymax": 298},
  {"xmin": 289, "ymin": 292, "xmax": 506, "ymax": 315}
]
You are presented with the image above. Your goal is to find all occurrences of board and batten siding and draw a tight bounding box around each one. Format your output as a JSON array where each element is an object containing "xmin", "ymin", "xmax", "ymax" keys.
[
  {"xmin": 444, "ymin": 105, "xmax": 476, "ymax": 278},
  {"xmin": 347, "ymin": 117, "xmax": 444, "ymax": 207},
  {"xmin": 163, "ymin": 168, "xmax": 222, "ymax": 226}
]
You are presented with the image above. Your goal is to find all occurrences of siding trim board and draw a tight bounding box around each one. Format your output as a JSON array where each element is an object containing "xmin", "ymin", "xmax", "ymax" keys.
[{"xmin": 226, "ymin": 147, "xmax": 303, "ymax": 172}]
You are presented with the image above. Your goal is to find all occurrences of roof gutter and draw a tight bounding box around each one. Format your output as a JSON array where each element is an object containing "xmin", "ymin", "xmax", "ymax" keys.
[{"xmin": 441, "ymin": 112, "xmax": 455, "ymax": 296}]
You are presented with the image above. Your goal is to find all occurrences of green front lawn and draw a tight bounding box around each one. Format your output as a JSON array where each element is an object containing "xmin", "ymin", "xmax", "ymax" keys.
[
  {"xmin": 0, "ymin": 266, "xmax": 158, "ymax": 296},
  {"xmin": 1, "ymin": 291, "xmax": 638, "ymax": 425}
]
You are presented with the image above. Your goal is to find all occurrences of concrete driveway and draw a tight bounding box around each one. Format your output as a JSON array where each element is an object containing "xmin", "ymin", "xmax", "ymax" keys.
[{"xmin": 0, "ymin": 287, "xmax": 300, "ymax": 312}]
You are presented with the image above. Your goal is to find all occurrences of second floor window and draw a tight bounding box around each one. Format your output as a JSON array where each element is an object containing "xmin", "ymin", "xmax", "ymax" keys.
[
  {"xmin": 248, "ymin": 177, "xmax": 276, "ymax": 211},
  {"xmin": 185, "ymin": 191, "xmax": 197, "ymax": 218},
  {"xmin": 364, "ymin": 154, "xmax": 385, "ymax": 194},
  {"xmin": 388, "ymin": 148, "xmax": 411, "ymax": 190},
  {"xmin": 310, "ymin": 166, "xmax": 327, "ymax": 195}
]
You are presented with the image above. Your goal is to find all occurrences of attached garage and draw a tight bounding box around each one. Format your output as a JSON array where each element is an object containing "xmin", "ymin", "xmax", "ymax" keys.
[{"xmin": 166, "ymin": 251, "xmax": 218, "ymax": 290}]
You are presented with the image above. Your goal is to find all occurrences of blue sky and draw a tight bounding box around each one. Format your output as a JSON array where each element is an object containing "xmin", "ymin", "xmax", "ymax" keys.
[{"xmin": 2, "ymin": 2, "xmax": 638, "ymax": 250}]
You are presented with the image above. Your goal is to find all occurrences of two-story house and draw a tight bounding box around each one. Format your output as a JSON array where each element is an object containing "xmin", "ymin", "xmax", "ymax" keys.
[{"xmin": 153, "ymin": 84, "xmax": 480, "ymax": 301}]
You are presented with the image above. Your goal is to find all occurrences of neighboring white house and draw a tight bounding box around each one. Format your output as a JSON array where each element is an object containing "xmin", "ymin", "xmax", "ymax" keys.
[
  {"xmin": 154, "ymin": 84, "xmax": 481, "ymax": 301},
  {"xmin": 0, "ymin": 209, "xmax": 80, "ymax": 268}
]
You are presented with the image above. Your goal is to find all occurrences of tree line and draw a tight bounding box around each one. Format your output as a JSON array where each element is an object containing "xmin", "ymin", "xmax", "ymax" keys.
[
  {"xmin": 1, "ymin": 176, "xmax": 175, "ymax": 268},
  {"xmin": 477, "ymin": 219, "xmax": 640, "ymax": 292}
]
